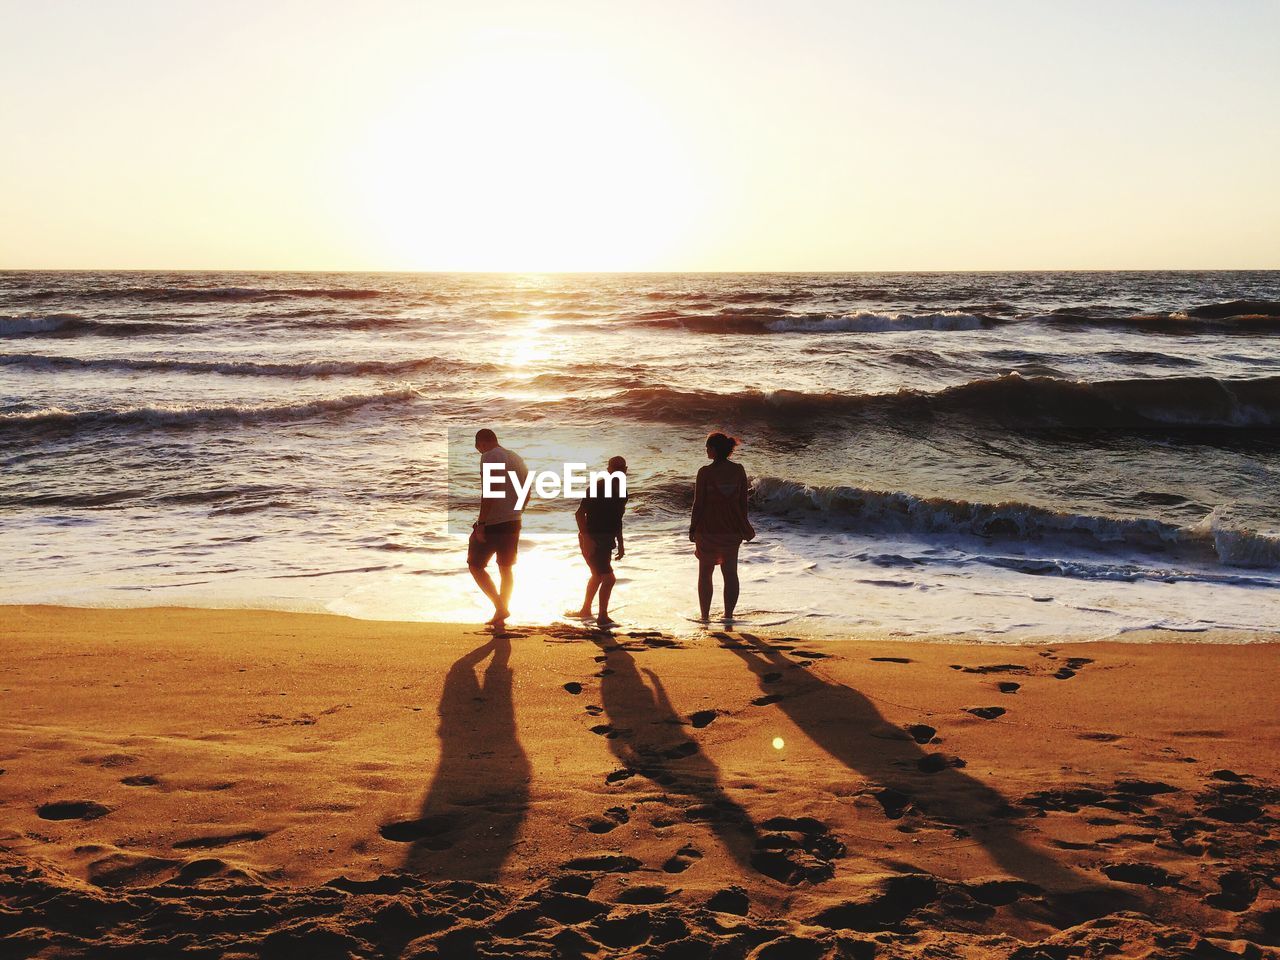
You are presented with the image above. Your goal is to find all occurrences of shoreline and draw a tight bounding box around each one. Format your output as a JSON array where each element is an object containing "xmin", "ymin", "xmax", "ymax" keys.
[
  {"xmin": 1, "ymin": 601, "xmax": 1275, "ymax": 646},
  {"xmin": 3, "ymin": 604, "xmax": 1278, "ymax": 956}
]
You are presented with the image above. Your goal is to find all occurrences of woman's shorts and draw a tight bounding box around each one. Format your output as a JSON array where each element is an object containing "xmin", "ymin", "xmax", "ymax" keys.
[{"xmin": 694, "ymin": 534, "xmax": 742, "ymax": 566}]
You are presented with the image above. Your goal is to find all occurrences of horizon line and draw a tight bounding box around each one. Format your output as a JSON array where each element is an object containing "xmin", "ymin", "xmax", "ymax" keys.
[{"xmin": 3, "ymin": 266, "xmax": 1279, "ymax": 275}]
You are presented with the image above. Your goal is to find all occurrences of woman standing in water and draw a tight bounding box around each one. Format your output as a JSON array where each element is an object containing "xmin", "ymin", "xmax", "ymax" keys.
[{"xmin": 690, "ymin": 432, "xmax": 755, "ymax": 624}]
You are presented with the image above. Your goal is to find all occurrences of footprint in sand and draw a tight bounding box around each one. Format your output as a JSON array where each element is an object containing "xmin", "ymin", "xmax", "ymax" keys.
[
  {"xmin": 905, "ymin": 724, "xmax": 937, "ymax": 744},
  {"xmin": 965, "ymin": 707, "xmax": 1006, "ymax": 720},
  {"xmin": 578, "ymin": 807, "xmax": 630, "ymax": 835},
  {"xmin": 870, "ymin": 657, "xmax": 912, "ymax": 664},
  {"xmin": 751, "ymin": 693, "xmax": 783, "ymax": 707},
  {"xmin": 1205, "ymin": 870, "xmax": 1261, "ymax": 911},
  {"xmin": 1203, "ymin": 802, "xmax": 1263, "ymax": 823},
  {"xmin": 120, "ymin": 774, "xmax": 160, "ymax": 787},
  {"xmin": 378, "ymin": 813, "xmax": 457, "ymax": 849},
  {"xmin": 688, "ymin": 709, "xmax": 718, "ymax": 729},
  {"xmin": 917, "ymin": 753, "xmax": 966, "ymax": 773},
  {"xmin": 951, "ymin": 663, "xmax": 1028, "ymax": 675},
  {"xmin": 750, "ymin": 816, "xmax": 845, "ymax": 885},
  {"xmin": 1101, "ymin": 862, "xmax": 1177, "ymax": 887},
  {"xmin": 661, "ymin": 845, "xmax": 703, "ymax": 873},
  {"xmin": 1051, "ymin": 656, "xmax": 1094, "ymax": 680},
  {"xmin": 563, "ymin": 682, "xmax": 583, "ymax": 695},
  {"xmin": 37, "ymin": 800, "xmax": 111, "ymax": 821},
  {"xmin": 872, "ymin": 788, "xmax": 912, "ymax": 819},
  {"xmin": 549, "ymin": 874, "xmax": 595, "ymax": 895},
  {"xmin": 706, "ymin": 886, "xmax": 750, "ymax": 915},
  {"xmin": 614, "ymin": 884, "xmax": 672, "ymax": 904}
]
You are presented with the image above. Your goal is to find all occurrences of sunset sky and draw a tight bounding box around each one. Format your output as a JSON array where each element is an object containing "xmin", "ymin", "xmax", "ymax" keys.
[{"xmin": 3, "ymin": 0, "xmax": 1278, "ymax": 272}]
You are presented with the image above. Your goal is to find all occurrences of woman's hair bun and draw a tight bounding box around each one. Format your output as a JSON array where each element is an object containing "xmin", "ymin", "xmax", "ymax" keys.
[{"xmin": 705, "ymin": 432, "xmax": 738, "ymax": 458}]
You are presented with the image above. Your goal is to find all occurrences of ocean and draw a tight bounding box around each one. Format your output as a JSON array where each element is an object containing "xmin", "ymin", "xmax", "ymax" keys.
[{"xmin": 3, "ymin": 270, "xmax": 1280, "ymax": 639}]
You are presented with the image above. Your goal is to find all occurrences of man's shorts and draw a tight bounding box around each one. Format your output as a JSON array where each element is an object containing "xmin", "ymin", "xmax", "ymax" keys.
[
  {"xmin": 580, "ymin": 531, "xmax": 616, "ymax": 576},
  {"xmin": 468, "ymin": 519, "xmax": 520, "ymax": 568}
]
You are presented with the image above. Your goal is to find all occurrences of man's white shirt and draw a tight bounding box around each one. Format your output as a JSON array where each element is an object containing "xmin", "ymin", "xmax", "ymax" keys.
[{"xmin": 479, "ymin": 445, "xmax": 528, "ymax": 525}]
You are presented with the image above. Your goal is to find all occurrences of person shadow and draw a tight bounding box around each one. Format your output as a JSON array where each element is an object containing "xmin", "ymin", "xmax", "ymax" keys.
[
  {"xmin": 394, "ymin": 635, "xmax": 530, "ymax": 882},
  {"xmin": 723, "ymin": 632, "xmax": 1136, "ymax": 918},
  {"xmin": 591, "ymin": 635, "xmax": 763, "ymax": 874}
]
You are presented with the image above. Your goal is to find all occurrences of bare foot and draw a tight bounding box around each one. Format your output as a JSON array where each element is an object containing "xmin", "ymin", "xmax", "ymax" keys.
[
  {"xmin": 597, "ymin": 615, "xmax": 620, "ymax": 630},
  {"xmin": 485, "ymin": 608, "xmax": 510, "ymax": 627},
  {"xmin": 564, "ymin": 609, "xmax": 591, "ymax": 620}
]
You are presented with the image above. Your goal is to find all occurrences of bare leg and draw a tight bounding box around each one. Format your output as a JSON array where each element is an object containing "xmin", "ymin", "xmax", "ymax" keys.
[
  {"xmin": 697, "ymin": 557, "xmax": 716, "ymax": 621},
  {"xmin": 597, "ymin": 572, "xmax": 617, "ymax": 627},
  {"xmin": 574, "ymin": 575, "xmax": 602, "ymax": 618},
  {"xmin": 722, "ymin": 552, "xmax": 740, "ymax": 623},
  {"xmin": 470, "ymin": 563, "xmax": 502, "ymax": 619},
  {"xmin": 496, "ymin": 565, "xmax": 514, "ymax": 623}
]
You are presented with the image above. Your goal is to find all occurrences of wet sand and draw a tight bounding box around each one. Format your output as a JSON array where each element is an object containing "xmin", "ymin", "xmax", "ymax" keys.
[{"xmin": 2, "ymin": 605, "xmax": 1278, "ymax": 958}]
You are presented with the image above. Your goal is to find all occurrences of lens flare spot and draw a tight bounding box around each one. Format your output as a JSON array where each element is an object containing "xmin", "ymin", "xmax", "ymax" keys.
[{"xmin": 772, "ymin": 736, "xmax": 785, "ymax": 750}]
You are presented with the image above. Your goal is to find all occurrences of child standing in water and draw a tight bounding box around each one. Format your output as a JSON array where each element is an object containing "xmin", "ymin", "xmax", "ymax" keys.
[
  {"xmin": 571, "ymin": 456, "xmax": 628, "ymax": 629},
  {"xmin": 690, "ymin": 433, "xmax": 755, "ymax": 624}
]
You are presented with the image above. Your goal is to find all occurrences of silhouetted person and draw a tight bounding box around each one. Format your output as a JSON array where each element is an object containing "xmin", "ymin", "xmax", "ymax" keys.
[
  {"xmin": 690, "ymin": 432, "xmax": 755, "ymax": 624},
  {"xmin": 403, "ymin": 635, "xmax": 529, "ymax": 881},
  {"xmin": 468, "ymin": 428, "xmax": 527, "ymax": 630},
  {"xmin": 570, "ymin": 456, "xmax": 628, "ymax": 629},
  {"xmin": 591, "ymin": 635, "xmax": 760, "ymax": 871}
]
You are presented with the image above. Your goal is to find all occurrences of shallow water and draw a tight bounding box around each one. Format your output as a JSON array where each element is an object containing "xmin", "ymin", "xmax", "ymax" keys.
[{"xmin": 4, "ymin": 270, "xmax": 1280, "ymax": 638}]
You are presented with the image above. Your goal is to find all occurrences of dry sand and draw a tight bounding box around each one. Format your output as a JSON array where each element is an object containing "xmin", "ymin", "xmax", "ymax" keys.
[{"xmin": 1, "ymin": 604, "xmax": 1278, "ymax": 958}]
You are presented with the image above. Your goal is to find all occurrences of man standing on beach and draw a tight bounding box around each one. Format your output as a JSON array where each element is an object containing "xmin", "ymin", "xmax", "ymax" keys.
[{"xmin": 468, "ymin": 429, "xmax": 527, "ymax": 630}]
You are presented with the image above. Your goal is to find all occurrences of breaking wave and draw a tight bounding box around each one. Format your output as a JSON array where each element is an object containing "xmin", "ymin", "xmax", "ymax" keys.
[
  {"xmin": 0, "ymin": 314, "xmax": 198, "ymax": 337},
  {"xmin": 625, "ymin": 300, "xmax": 1280, "ymax": 336},
  {"xmin": 0, "ymin": 352, "xmax": 487, "ymax": 379},
  {"xmin": 632, "ymin": 310, "xmax": 1001, "ymax": 334},
  {"xmin": 0, "ymin": 387, "xmax": 420, "ymax": 436},
  {"xmin": 750, "ymin": 477, "xmax": 1280, "ymax": 570},
  {"xmin": 8, "ymin": 285, "xmax": 382, "ymax": 304},
  {"xmin": 597, "ymin": 373, "xmax": 1280, "ymax": 428}
]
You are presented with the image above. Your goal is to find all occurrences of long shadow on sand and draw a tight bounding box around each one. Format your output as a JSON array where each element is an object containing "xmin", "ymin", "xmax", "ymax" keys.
[
  {"xmin": 390, "ymin": 635, "xmax": 530, "ymax": 882},
  {"xmin": 724, "ymin": 632, "xmax": 1135, "ymax": 916},
  {"xmin": 591, "ymin": 635, "xmax": 766, "ymax": 875}
]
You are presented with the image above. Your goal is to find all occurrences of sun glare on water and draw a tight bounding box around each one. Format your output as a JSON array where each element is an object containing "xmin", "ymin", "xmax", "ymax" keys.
[{"xmin": 349, "ymin": 32, "xmax": 704, "ymax": 272}]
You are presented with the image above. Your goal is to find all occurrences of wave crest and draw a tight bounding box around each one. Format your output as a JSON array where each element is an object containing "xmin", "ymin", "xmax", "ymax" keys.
[
  {"xmin": 9, "ymin": 286, "xmax": 382, "ymax": 304},
  {"xmin": 0, "ymin": 352, "xmax": 486, "ymax": 379},
  {"xmin": 750, "ymin": 476, "xmax": 1280, "ymax": 569},
  {"xmin": 1, "ymin": 314, "xmax": 196, "ymax": 338},
  {"xmin": 0, "ymin": 387, "xmax": 420, "ymax": 436},
  {"xmin": 599, "ymin": 373, "xmax": 1280, "ymax": 428}
]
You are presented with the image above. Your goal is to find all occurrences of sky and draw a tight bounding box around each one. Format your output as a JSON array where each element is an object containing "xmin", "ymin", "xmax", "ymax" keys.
[{"xmin": 2, "ymin": 0, "xmax": 1278, "ymax": 272}]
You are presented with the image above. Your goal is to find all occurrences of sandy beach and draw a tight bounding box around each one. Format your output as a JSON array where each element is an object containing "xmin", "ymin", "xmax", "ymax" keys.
[{"xmin": 1, "ymin": 605, "xmax": 1277, "ymax": 958}]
